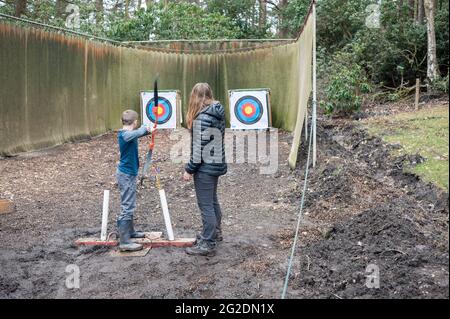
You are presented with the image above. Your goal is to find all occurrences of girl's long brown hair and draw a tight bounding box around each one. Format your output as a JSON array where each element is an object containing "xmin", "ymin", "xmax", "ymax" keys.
[{"xmin": 186, "ymin": 83, "xmax": 215, "ymax": 129}]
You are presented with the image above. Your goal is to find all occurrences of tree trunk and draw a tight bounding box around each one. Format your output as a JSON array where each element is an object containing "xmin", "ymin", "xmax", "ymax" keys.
[
  {"xmin": 417, "ymin": 0, "xmax": 424, "ymax": 24},
  {"xmin": 259, "ymin": 0, "xmax": 267, "ymax": 32},
  {"xmin": 95, "ymin": 0, "xmax": 104, "ymax": 25},
  {"xmin": 55, "ymin": 0, "xmax": 64, "ymax": 18},
  {"xmin": 14, "ymin": 0, "xmax": 27, "ymax": 17},
  {"xmin": 411, "ymin": 0, "xmax": 417, "ymax": 20},
  {"xmin": 125, "ymin": 0, "xmax": 130, "ymax": 19},
  {"xmin": 278, "ymin": 0, "xmax": 289, "ymax": 38},
  {"xmin": 424, "ymin": 0, "xmax": 439, "ymax": 84}
]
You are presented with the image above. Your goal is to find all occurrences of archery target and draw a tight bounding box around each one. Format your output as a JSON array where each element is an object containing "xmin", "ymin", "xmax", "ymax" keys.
[
  {"xmin": 229, "ymin": 90, "xmax": 270, "ymax": 129},
  {"xmin": 146, "ymin": 96, "xmax": 172, "ymax": 125},
  {"xmin": 140, "ymin": 91, "xmax": 178, "ymax": 129}
]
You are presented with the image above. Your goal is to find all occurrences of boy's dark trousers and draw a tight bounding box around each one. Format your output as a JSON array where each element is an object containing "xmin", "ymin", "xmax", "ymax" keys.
[
  {"xmin": 194, "ymin": 172, "xmax": 222, "ymax": 243},
  {"xmin": 117, "ymin": 170, "xmax": 137, "ymax": 222}
]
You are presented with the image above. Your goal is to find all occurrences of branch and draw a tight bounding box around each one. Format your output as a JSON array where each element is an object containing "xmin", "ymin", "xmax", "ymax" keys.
[{"xmin": 264, "ymin": 0, "xmax": 281, "ymax": 12}]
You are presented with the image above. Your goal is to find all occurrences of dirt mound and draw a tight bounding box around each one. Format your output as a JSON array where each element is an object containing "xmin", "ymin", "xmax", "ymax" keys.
[
  {"xmin": 282, "ymin": 119, "xmax": 449, "ymax": 299},
  {"xmin": 293, "ymin": 197, "xmax": 448, "ymax": 299}
]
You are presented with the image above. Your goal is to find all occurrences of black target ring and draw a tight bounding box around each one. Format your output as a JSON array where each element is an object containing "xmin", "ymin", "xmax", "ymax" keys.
[
  {"xmin": 146, "ymin": 96, "xmax": 173, "ymax": 125},
  {"xmin": 234, "ymin": 95, "xmax": 264, "ymax": 125}
]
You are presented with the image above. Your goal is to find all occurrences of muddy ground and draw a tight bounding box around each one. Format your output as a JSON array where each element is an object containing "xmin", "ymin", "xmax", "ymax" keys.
[{"xmin": 0, "ymin": 101, "xmax": 448, "ymax": 299}]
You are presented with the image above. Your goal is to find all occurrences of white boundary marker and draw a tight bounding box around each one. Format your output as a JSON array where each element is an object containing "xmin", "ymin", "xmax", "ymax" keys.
[
  {"xmin": 100, "ymin": 190, "xmax": 110, "ymax": 241},
  {"xmin": 159, "ymin": 189, "xmax": 175, "ymax": 241}
]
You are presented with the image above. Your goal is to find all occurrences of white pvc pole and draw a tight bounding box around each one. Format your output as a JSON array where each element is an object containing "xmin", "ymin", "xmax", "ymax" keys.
[
  {"xmin": 159, "ymin": 189, "xmax": 175, "ymax": 241},
  {"xmin": 100, "ymin": 190, "xmax": 110, "ymax": 241},
  {"xmin": 304, "ymin": 104, "xmax": 308, "ymax": 142},
  {"xmin": 312, "ymin": 2, "xmax": 317, "ymax": 167}
]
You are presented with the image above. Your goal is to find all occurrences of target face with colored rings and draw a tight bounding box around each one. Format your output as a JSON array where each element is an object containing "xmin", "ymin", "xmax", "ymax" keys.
[
  {"xmin": 234, "ymin": 96, "xmax": 264, "ymax": 125},
  {"xmin": 146, "ymin": 97, "xmax": 173, "ymax": 125}
]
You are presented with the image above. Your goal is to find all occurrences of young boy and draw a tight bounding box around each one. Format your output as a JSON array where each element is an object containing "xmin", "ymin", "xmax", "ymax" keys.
[{"xmin": 116, "ymin": 110, "xmax": 153, "ymax": 252}]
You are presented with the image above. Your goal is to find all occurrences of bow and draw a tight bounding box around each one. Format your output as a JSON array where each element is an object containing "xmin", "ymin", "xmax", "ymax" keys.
[{"xmin": 140, "ymin": 75, "xmax": 159, "ymax": 185}]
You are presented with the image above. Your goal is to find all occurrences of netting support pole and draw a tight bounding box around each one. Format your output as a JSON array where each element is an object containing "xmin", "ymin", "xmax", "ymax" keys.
[{"xmin": 312, "ymin": 1, "xmax": 318, "ymax": 168}]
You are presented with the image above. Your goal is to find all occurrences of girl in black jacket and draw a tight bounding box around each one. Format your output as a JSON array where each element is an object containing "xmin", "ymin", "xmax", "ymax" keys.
[{"xmin": 183, "ymin": 83, "xmax": 227, "ymax": 256}]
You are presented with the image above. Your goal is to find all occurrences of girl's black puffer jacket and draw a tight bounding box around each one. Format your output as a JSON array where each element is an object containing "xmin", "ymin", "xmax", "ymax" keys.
[{"xmin": 185, "ymin": 103, "xmax": 227, "ymax": 176}]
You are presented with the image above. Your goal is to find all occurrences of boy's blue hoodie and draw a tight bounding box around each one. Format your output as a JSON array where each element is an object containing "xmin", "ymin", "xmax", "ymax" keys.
[{"xmin": 117, "ymin": 125, "xmax": 149, "ymax": 176}]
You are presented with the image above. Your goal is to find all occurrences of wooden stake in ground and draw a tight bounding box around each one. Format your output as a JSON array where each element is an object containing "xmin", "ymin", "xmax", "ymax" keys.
[{"xmin": 415, "ymin": 78, "xmax": 421, "ymax": 110}]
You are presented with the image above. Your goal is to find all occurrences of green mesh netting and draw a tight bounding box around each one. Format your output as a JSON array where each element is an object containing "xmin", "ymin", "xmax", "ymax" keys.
[{"xmin": 0, "ymin": 14, "xmax": 312, "ymax": 165}]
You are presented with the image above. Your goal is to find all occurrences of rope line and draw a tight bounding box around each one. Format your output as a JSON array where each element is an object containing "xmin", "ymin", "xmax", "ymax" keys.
[
  {"xmin": 0, "ymin": 13, "xmax": 297, "ymax": 53},
  {"xmin": 0, "ymin": 12, "xmax": 297, "ymax": 54},
  {"xmin": 5, "ymin": 12, "xmax": 279, "ymax": 54},
  {"xmin": 0, "ymin": 13, "xmax": 122, "ymax": 44},
  {"xmin": 133, "ymin": 42, "xmax": 297, "ymax": 54},
  {"xmin": 281, "ymin": 108, "xmax": 315, "ymax": 299},
  {"xmin": 123, "ymin": 38, "xmax": 296, "ymax": 43},
  {"xmin": 0, "ymin": 2, "xmax": 315, "ymax": 54}
]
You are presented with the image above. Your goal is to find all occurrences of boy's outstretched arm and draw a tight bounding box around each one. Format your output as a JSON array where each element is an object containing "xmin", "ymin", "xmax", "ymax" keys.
[{"xmin": 122, "ymin": 125, "xmax": 151, "ymax": 142}]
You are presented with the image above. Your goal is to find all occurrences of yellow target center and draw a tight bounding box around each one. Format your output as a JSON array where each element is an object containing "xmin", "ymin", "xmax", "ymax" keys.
[
  {"xmin": 154, "ymin": 105, "xmax": 164, "ymax": 116},
  {"xmin": 244, "ymin": 106, "xmax": 253, "ymax": 115}
]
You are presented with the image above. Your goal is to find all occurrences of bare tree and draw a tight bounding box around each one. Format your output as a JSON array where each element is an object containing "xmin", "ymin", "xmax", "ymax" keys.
[{"xmin": 424, "ymin": 0, "xmax": 439, "ymax": 84}]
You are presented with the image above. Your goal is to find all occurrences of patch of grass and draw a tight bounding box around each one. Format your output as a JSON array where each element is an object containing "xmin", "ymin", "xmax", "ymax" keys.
[{"xmin": 364, "ymin": 106, "xmax": 449, "ymax": 191}]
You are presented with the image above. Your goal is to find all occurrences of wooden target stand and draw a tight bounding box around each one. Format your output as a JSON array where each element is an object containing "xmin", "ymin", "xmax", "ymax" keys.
[
  {"xmin": 75, "ymin": 92, "xmax": 195, "ymax": 255},
  {"xmin": 75, "ymin": 231, "xmax": 195, "ymax": 249},
  {"xmin": 74, "ymin": 190, "xmax": 195, "ymax": 257}
]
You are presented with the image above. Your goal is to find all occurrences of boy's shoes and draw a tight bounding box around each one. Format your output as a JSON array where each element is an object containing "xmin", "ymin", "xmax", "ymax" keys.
[
  {"xmin": 195, "ymin": 229, "xmax": 223, "ymax": 244},
  {"xmin": 117, "ymin": 220, "xmax": 143, "ymax": 252},
  {"xmin": 186, "ymin": 240, "xmax": 216, "ymax": 257},
  {"xmin": 130, "ymin": 221, "xmax": 146, "ymax": 239}
]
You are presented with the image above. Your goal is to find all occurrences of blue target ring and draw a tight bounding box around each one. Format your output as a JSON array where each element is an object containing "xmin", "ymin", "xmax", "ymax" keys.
[
  {"xmin": 146, "ymin": 97, "xmax": 172, "ymax": 125},
  {"xmin": 234, "ymin": 95, "xmax": 263, "ymax": 125}
]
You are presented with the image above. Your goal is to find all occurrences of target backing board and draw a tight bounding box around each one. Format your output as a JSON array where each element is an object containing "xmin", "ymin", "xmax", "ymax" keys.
[
  {"xmin": 140, "ymin": 90, "xmax": 181, "ymax": 129},
  {"xmin": 228, "ymin": 89, "xmax": 271, "ymax": 130}
]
